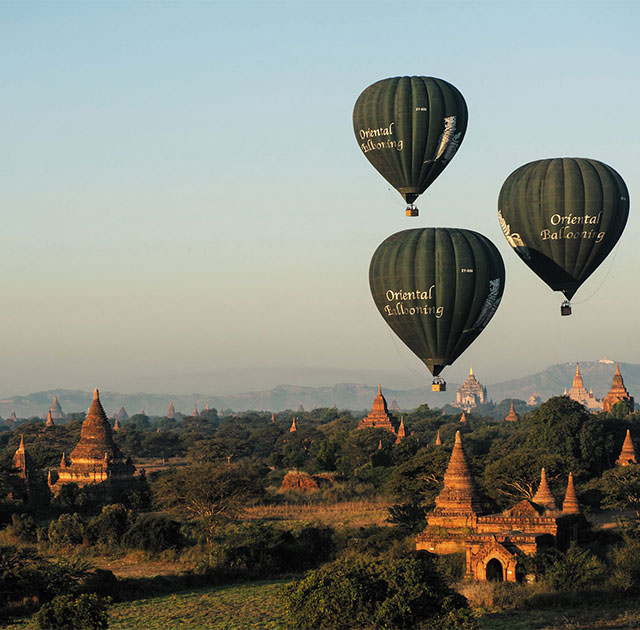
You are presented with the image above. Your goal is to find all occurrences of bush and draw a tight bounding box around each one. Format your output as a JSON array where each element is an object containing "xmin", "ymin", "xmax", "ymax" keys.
[
  {"xmin": 87, "ymin": 504, "xmax": 132, "ymax": 546},
  {"xmin": 47, "ymin": 513, "xmax": 85, "ymax": 547},
  {"xmin": 121, "ymin": 514, "xmax": 183, "ymax": 552},
  {"xmin": 283, "ymin": 551, "xmax": 476, "ymax": 630},
  {"xmin": 34, "ymin": 593, "xmax": 109, "ymax": 630},
  {"xmin": 541, "ymin": 544, "xmax": 605, "ymax": 591}
]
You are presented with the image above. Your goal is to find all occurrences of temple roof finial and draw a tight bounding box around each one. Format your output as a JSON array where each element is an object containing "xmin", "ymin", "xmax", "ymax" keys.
[{"xmin": 93, "ymin": 388, "xmax": 99, "ymax": 401}]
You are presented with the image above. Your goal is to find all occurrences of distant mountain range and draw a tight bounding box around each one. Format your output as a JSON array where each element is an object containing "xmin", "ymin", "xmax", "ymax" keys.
[{"xmin": 0, "ymin": 359, "xmax": 637, "ymax": 419}]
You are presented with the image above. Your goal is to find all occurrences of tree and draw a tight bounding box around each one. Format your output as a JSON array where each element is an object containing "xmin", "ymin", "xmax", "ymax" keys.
[
  {"xmin": 283, "ymin": 551, "xmax": 476, "ymax": 630},
  {"xmin": 34, "ymin": 593, "xmax": 109, "ymax": 630},
  {"xmin": 599, "ymin": 464, "xmax": 640, "ymax": 518},
  {"xmin": 151, "ymin": 461, "xmax": 266, "ymax": 545}
]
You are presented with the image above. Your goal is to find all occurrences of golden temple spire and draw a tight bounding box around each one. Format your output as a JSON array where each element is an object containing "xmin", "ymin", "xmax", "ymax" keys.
[
  {"xmin": 532, "ymin": 467, "xmax": 557, "ymax": 512},
  {"xmin": 616, "ymin": 429, "xmax": 637, "ymax": 466},
  {"xmin": 562, "ymin": 472, "xmax": 580, "ymax": 514},
  {"xmin": 435, "ymin": 429, "xmax": 442, "ymax": 446}
]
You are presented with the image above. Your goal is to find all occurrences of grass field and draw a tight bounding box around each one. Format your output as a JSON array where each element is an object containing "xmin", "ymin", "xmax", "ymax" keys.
[{"xmin": 5, "ymin": 578, "xmax": 640, "ymax": 630}]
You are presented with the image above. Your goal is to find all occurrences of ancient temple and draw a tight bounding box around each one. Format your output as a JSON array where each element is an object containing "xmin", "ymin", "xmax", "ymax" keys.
[
  {"xmin": 49, "ymin": 389, "xmax": 135, "ymax": 493},
  {"xmin": 167, "ymin": 401, "xmax": 176, "ymax": 419},
  {"xmin": 528, "ymin": 393, "xmax": 542, "ymax": 407},
  {"xmin": 49, "ymin": 395, "xmax": 65, "ymax": 420},
  {"xmin": 45, "ymin": 410, "xmax": 55, "ymax": 429},
  {"xmin": 602, "ymin": 363, "xmax": 634, "ymax": 414},
  {"xmin": 116, "ymin": 405, "xmax": 129, "ymax": 422},
  {"xmin": 7, "ymin": 409, "xmax": 17, "ymax": 423},
  {"xmin": 416, "ymin": 433, "xmax": 586, "ymax": 582},
  {"xmin": 289, "ymin": 417, "xmax": 297, "ymax": 433},
  {"xmin": 505, "ymin": 401, "xmax": 518, "ymax": 422},
  {"xmin": 395, "ymin": 417, "xmax": 406, "ymax": 443},
  {"xmin": 12, "ymin": 435, "xmax": 33, "ymax": 481},
  {"xmin": 616, "ymin": 429, "xmax": 637, "ymax": 466},
  {"xmin": 454, "ymin": 367, "xmax": 487, "ymax": 410},
  {"xmin": 435, "ymin": 429, "xmax": 442, "ymax": 446},
  {"xmin": 357, "ymin": 385, "xmax": 399, "ymax": 434},
  {"xmin": 567, "ymin": 364, "xmax": 602, "ymax": 411}
]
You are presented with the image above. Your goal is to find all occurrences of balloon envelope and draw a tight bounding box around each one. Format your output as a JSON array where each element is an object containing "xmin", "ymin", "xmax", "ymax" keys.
[
  {"xmin": 498, "ymin": 157, "xmax": 629, "ymax": 301},
  {"xmin": 353, "ymin": 76, "xmax": 467, "ymax": 207},
  {"xmin": 369, "ymin": 228, "xmax": 505, "ymax": 377}
]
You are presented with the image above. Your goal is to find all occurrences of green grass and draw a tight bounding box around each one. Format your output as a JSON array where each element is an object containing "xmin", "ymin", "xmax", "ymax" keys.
[{"xmin": 109, "ymin": 579, "xmax": 289, "ymax": 630}]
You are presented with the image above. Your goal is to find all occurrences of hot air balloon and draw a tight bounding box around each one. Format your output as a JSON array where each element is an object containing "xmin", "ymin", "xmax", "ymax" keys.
[
  {"xmin": 353, "ymin": 76, "xmax": 467, "ymax": 217},
  {"xmin": 498, "ymin": 158, "xmax": 629, "ymax": 315},
  {"xmin": 369, "ymin": 228, "xmax": 505, "ymax": 391}
]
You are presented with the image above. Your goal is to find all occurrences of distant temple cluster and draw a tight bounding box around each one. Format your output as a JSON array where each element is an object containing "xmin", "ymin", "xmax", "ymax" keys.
[{"xmin": 565, "ymin": 362, "xmax": 634, "ymax": 414}]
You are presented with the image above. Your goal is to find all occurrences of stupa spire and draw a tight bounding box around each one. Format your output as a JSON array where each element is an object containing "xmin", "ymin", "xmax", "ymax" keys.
[
  {"xmin": 290, "ymin": 417, "xmax": 297, "ymax": 432},
  {"xmin": 395, "ymin": 416, "xmax": 406, "ymax": 443},
  {"xmin": 45, "ymin": 410, "xmax": 55, "ymax": 428},
  {"xmin": 433, "ymin": 430, "xmax": 482, "ymax": 514},
  {"xmin": 562, "ymin": 472, "xmax": 580, "ymax": 514},
  {"xmin": 435, "ymin": 429, "xmax": 442, "ymax": 446},
  {"xmin": 532, "ymin": 467, "xmax": 557, "ymax": 511},
  {"xmin": 616, "ymin": 429, "xmax": 637, "ymax": 466},
  {"xmin": 505, "ymin": 400, "xmax": 518, "ymax": 422}
]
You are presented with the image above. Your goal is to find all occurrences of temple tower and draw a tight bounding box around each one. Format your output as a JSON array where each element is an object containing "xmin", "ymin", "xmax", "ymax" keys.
[
  {"xmin": 395, "ymin": 417, "xmax": 406, "ymax": 443},
  {"xmin": 562, "ymin": 473, "xmax": 580, "ymax": 514},
  {"xmin": 567, "ymin": 363, "xmax": 602, "ymax": 411},
  {"xmin": 168, "ymin": 401, "xmax": 175, "ymax": 419},
  {"xmin": 49, "ymin": 389, "xmax": 135, "ymax": 492},
  {"xmin": 455, "ymin": 366, "xmax": 487, "ymax": 410},
  {"xmin": 357, "ymin": 385, "xmax": 398, "ymax": 434},
  {"xmin": 435, "ymin": 429, "xmax": 442, "ymax": 446},
  {"xmin": 12, "ymin": 435, "xmax": 33, "ymax": 481},
  {"xmin": 616, "ymin": 429, "xmax": 637, "ymax": 466},
  {"xmin": 602, "ymin": 363, "xmax": 635, "ymax": 414},
  {"xmin": 505, "ymin": 400, "xmax": 518, "ymax": 422},
  {"xmin": 432, "ymin": 431, "xmax": 482, "ymax": 518},
  {"xmin": 45, "ymin": 410, "xmax": 55, "ymax": 429},
  {"xmin": 49, "ymin": 395, "xmax": 65, "ymax": 420},
  {"xmin": 289, "ymin": 417, "xmax": 297, "ymax": 433},
  {"xmin": 532, "ymin": 468, "xmax": 557, "ymax": 512}
]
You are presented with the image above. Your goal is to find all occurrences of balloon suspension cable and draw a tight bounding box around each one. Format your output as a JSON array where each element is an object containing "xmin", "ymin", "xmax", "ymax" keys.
[
  {"xmin": 571, "ymin": 247, "xmax": 620, "ymax": 306},
  {"xmin": 386, "ymin": 329, "xmax": 428, "ymax": 381},
  {"xmin": 405, "ymin": 203, "xmax": 419, "ymax": 217}
]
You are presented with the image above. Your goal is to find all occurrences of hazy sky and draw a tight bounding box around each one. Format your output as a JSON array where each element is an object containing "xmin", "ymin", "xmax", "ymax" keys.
[{"xmin": 2, "ymin": 1, "xmax": 639, "ymax": 396}]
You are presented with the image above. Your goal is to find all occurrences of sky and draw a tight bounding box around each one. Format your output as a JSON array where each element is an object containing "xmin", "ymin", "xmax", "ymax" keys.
[{"xmin": 2, "ymin": 0, "xmax": 639, "ymax": 397}]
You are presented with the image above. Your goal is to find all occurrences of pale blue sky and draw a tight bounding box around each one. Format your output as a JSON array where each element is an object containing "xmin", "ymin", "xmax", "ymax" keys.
[{"xmin": 1, "ymin": 1, "xmax": 639, "ymax": 396}]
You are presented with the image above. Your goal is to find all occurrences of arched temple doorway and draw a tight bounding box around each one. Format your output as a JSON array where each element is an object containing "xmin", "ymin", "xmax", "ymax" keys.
[{"xmin": 485, "ymin": 558, "xmax": 504, "ymax": 582}]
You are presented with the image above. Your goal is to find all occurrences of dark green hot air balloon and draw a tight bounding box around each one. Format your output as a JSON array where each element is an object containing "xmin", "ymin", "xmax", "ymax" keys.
[
  {"xmin": 498, "ymin": 158, "xmax": 629, "ymax": 315},
  {"xmin": 353, "ymin": 76, "xmax": 468, "ymax": 216},
  {"xmin": 369, "ymin": 228, "xmax": 505, "ymax": 390}
]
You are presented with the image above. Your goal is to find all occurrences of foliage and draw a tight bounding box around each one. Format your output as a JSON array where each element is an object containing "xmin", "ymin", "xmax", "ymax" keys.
[
  {"xmin": 207, "ymin": 521, "xmax": 334, "ymax": 579},
  {"xmin": 283, "ymin": 551, "xmax": 474, "ymax": 630},
  {"xmin": 48, "ymin": 512, "xmax": 85, "ymax": 546},
  {"xmin": 387, "ymin": 501, "xmax": 427, "ymax": 533},
  {"xmin": 87, "ymin": 504, "xmax": 133, "ymax": 546},
  {"xmin": 151, "ymin": 461, "xmax": 267, "ymax": 544},
  {"xmin": 540, "ymin": 544, "xmax": 605, "ymax": 591},
  {"xmin": 599, "ymin": 464, "xmax": 640, "ymax": 517},
  {"xmin": 34, "ymin": 593, "xmax": 109, "ymax": 630},
  {"xmin": 121, "ymin": 514, "xmax": 183, "ymax": 552}
]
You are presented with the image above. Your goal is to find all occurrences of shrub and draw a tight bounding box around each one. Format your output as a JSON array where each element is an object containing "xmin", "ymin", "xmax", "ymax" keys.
[
  {"xmin": 121, "ymin": 514, "xmax": 183, "ymax": 552},
  {"xmin": 34, "ymin": 593, "xmax": 109, "ymax": 630},
  {"xmin": 283, "ymin": 551, "xmax": 476, "ymax": 630},
  {"xmin": 608, "ymin": 536, "xmax": 640, "ymax": 591},
  {"xmin": 541, "ymin": 544, "xmax": 605, "ymax": 591},
  {"xmin": 48, "ymin": 513, "xmax": 85, "ymax": 547},
  {"xmin": 87, "ymin": 504, "xmax": 132, "ymax": 546},
  {"xmin": 8, "ymin": 513, "xmax": 37, "ymax": 543}
]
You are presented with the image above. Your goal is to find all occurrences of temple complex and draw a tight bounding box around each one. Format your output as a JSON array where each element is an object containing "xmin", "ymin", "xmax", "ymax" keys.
[
  {"xmin": 49, "ymin": 395, "xmax": 65, "ymax": 420},
  {"xmin": 505, "ymin": 401, "xmax": 519, "ymax": 422},
  {"xmin": 616, "ymin": 429, "xmax": 637, "ymax": 466},
  {"xmin": 168, "ymin": 401, "xmax": 175, "ymax": 419},
  {"xmin": 602, "ymin": 363, "xmax": 635, "ymax": 414},
  {"xmin": 357, "ymin": 385, "xmax": 399, "ymax": 435},
  {"xmin": 567, "ymin": 364, "xmax": 602, "ymax": 411},
  {"xmin": 49, "ymin": 389, "xmax": 135, "ymax": 494},
  {"xmin": 416, "ymin": 431, "xmax": 586, "ymax": 582},
  {"xmin": 454, "ymin": 367, "xmax": 487, "ymax": 411}
]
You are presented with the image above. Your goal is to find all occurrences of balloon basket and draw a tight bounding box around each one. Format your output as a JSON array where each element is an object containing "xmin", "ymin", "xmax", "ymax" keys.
[
  {"xmin": 561, "ymin": 301, "xmax": 572, "ymax": 316},
  {"xmin": 432, "ymin": 378, "xmax": 446, "ymax": 392},
  {"xmin": 405, "ymin": 204, "xmax": 419, "ymax": 217}
]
